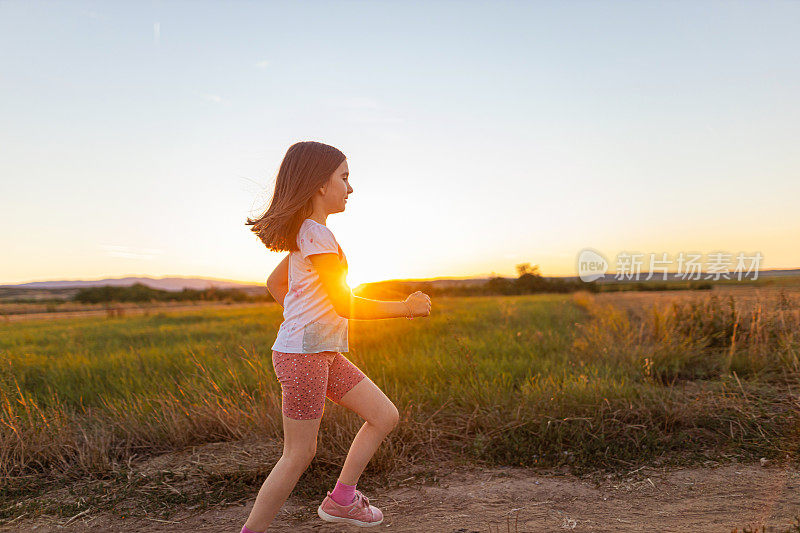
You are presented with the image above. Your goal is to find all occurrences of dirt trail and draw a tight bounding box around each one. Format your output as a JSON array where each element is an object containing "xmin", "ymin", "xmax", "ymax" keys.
[{"xmin": 6, "ymin": 462, "xmax": 799, "ymax": 532}]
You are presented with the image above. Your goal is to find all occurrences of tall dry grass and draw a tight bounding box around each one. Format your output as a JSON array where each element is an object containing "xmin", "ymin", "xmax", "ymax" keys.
[{"xmin": 572, "ymin": 289, "xmax": 800, "ymax": 382}]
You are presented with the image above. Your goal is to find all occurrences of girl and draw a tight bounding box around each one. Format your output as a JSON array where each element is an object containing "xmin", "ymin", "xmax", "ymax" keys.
[{"xmin": 242, "ymin": 141, "xmax": 431, "ymax": 531}]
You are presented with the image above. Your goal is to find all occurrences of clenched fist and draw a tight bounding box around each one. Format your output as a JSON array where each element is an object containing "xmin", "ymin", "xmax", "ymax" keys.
[{"xmin": 404, "ymin": 290, "xmax": 431, "ymax": 318}]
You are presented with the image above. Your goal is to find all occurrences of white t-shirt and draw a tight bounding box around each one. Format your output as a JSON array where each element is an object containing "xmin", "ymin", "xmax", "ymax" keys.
[{"xmin": 271, "ymin": 218, "xmax": 349, "ymax": 353}]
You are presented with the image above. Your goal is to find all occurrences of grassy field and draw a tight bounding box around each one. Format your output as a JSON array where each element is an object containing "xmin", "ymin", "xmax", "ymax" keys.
[{"xmin": 2, "ymin": 288, "xmax": 799, "ymax": 522}]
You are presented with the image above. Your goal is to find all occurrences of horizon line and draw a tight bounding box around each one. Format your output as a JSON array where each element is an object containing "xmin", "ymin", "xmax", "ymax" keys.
[{"xmin": 4, "ymin": 266, "xmax": 800, "ymax": 288}]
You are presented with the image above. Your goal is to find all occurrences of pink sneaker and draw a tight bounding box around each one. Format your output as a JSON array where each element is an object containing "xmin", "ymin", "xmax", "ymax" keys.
[{"xmin": 317, "ymin": 489, "xmax": 384, "ymax": 527}]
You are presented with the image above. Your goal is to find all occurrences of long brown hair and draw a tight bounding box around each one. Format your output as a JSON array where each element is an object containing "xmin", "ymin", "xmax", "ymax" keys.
[{"xmin": 246, "ymin": 141, "xmax": 346, "ymax": 252}]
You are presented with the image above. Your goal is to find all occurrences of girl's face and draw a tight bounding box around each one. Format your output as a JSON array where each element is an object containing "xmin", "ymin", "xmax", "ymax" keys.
[{"xmin": 320, "ymin": 159, "xmax": 353, "ymax": 214}]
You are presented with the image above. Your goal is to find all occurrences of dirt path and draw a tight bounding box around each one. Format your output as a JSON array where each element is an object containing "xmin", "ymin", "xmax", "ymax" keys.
[{"xmin": 6, "ymin": 462, "xmax": 799, "ymax": 532}]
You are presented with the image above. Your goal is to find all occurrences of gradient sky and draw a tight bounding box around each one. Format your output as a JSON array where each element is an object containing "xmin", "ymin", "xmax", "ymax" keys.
[{"xmin": 2, "ymin": 1, "xmax": 799, "ymax": 287}]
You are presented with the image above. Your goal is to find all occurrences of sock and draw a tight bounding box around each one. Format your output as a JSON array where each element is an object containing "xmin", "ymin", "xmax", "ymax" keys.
[
  {"xmin": 241, "ymin": 526, "xmax": 263, "ymax": 533},
  {"xmin": 329, "ymin": 479, "xmax": 356, "ymax": 506}
]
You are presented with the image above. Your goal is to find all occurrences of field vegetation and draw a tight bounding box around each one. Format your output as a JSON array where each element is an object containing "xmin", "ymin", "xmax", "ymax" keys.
[{"xmin": 1, "ymin": 287, "xmax": 798, "ymax": 522}]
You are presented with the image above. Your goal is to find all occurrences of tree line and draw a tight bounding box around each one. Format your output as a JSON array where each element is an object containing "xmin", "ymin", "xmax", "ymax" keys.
[
  {"xmin": 72, "ymin": 264, "xmax": 712, "ymax": 304},
  {"xmin": 73, "ymin": 282, "xmax": 273, "ymax": 304}
]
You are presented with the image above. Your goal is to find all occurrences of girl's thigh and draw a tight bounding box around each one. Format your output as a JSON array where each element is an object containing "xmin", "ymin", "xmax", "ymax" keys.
[
  {"xmin": 328, "ymin": 354, "xmax": 398, "ymax": 425},
  {"xmin": 325, "ymin": 352, "xmax": 366, "ymax": 404},
  {"xmin": 272, "ymin": 351, "xmax": 332, "ymax": 420}
]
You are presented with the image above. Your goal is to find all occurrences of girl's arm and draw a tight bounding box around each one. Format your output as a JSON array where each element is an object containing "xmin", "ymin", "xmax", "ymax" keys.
[
  {"xmin": 309, "ymin": 253, "xmax": 431, "ymax": 320},
  {"xmin": 266, "ymin": 254, "xmax": 290, "ymax": 307}
]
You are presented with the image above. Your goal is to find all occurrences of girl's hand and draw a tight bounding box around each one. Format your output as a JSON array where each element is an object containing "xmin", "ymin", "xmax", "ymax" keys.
[{"xmin": 404, "ymin": 291, "xmax": 431, "ymax": 317}]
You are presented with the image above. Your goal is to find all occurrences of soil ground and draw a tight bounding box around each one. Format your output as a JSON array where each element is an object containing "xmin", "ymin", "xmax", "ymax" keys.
[{"xmin": 5, "ymin": 461, "xmax": 799, "ymax": 532}]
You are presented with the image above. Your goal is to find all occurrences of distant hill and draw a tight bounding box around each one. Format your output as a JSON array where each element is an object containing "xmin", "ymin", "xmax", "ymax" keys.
[
  {"xmin": 0, "ymin": 276, "xmax": 262, "ymax": 291},
  {"xmin": 0, "ymin": 275, "xmax": 496, "ymax": 303},
  {"xmin": 0, "ymin": 276, "xmax": 270, "ymax": 302},
  {"xmin": 3, "ymin": 268, "xmax": 799, "ymax": 291},
  {"xmin": 361, "ymin": 277, "xmax": 492, "ymax": 289}
]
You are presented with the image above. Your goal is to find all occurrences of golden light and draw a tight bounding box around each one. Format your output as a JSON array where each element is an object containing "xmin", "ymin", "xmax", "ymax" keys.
[{"xmin": 345, "ymin": 260, "xmax": 387, "ymax": 290}]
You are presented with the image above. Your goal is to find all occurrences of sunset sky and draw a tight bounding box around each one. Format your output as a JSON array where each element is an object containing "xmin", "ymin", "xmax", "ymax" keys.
[{"xmin": 2, "ymin": 1, "xmax": 799, "ymax": 288}]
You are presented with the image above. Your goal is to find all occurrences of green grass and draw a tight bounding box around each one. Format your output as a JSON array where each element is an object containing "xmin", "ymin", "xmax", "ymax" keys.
[{"xmin": 1, "ymin": 291, "xmax": 799, "ymax": 521}]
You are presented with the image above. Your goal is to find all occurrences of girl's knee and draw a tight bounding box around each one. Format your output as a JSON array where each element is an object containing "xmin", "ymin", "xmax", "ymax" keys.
[
  {"xmin": 373, "ymin": 402, "xmax": 399, "ymax": 435},
  {"xmin": 387, "ymin": 402, "xmax": 400, "ymax": 430},
  {"xmin": 282, "ymin": 442, "xmax": 317, "ymax": 469}
]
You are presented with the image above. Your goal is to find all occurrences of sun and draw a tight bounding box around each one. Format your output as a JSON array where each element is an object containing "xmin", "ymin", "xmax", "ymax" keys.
[
  {"xmin": 345, "ymin": 270, "xmax": 371, "ymax": 290},
  {"xmin": 345, "ymin": 260, "xmax": 389, "ymax": 290}
]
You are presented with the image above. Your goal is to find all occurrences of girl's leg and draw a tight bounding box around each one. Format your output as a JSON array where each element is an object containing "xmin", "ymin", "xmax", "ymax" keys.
[
  {"xmin": 334, "ymin": 376, "xmax": 399, "ymax": 485},
  {"xmin": 244, "ymin": 350, "xmax": 331, "ymax": 531},
  {"xmin": 243, "ymin": 415, "xmax": 321, "ymax": 532}
]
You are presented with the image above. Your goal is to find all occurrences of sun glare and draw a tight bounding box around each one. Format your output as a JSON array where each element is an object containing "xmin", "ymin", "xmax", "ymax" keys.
[
  {"xmin": 344, "ymin": 254, "xmax": 399, "ymax": 289},
  {"xmin": 346, "ymin": 269, "xmax": 376, "ymax": 290}
]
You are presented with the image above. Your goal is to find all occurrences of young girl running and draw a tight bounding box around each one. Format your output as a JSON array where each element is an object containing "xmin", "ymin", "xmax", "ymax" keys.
[{"xmin": 242, "ymin": 141, "xmax": 431, "ymax": 531}]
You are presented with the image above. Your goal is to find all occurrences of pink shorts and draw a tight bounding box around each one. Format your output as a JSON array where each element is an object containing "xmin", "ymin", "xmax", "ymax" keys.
[{"xmin": 271, "ymin": 350, "xmax": 367, "ymax": 420}]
